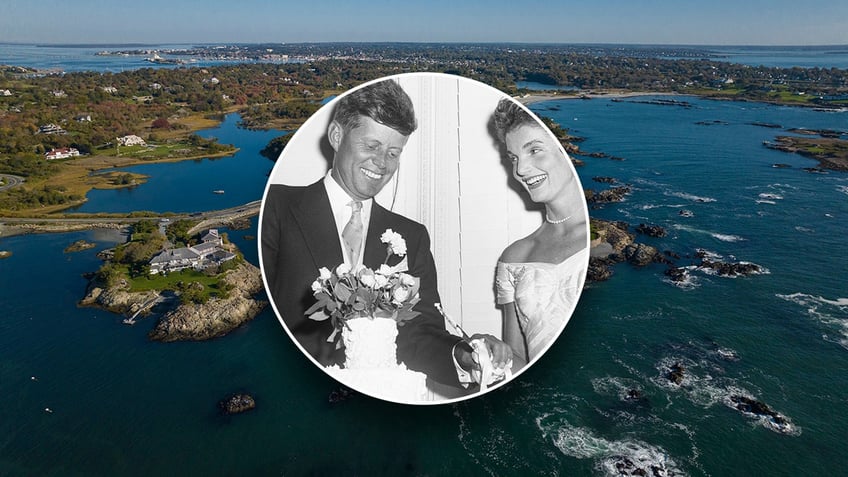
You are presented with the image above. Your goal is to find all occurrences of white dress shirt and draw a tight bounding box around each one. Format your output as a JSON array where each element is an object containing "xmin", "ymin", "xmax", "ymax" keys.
[{"xmin": 323, "ymin": 172, "xmax": 372, "ymax": 269}]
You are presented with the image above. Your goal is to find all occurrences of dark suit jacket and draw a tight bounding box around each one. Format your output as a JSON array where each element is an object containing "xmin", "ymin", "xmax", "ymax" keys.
[{"xmin": 261, "ymin": 180, "xmax": 463, "ymax": 386}]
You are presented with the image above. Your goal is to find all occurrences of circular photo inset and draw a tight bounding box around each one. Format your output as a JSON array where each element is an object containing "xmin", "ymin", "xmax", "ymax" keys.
[{"xmin": 259, "ymin": 72, "xmax": 589, "ymax": 404}]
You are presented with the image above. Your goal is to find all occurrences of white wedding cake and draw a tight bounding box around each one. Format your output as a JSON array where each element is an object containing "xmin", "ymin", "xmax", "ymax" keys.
[{"xmin": 325, "ymin": 317, "xmax": 432, "ymax": 402}]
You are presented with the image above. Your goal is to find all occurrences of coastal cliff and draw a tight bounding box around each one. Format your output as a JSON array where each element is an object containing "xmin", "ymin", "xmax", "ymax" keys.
[{"xmin": 148, "ymin": 261, "xmax": 267, "ymax": 342}]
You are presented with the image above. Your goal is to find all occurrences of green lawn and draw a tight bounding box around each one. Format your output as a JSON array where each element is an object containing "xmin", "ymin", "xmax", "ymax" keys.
[{"xmin": 129, "ymin": 268, "xmax": 213, "ymax": 290}]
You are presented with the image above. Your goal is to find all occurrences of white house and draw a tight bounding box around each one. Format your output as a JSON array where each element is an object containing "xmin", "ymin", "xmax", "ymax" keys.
[
  {"xmin": 148, "ymin": 229, "xmax": 235, "ymax": 274},
  {"xmin": 45, "ymin": 147, "xmax": 80, "ymax": 160},
  {"xmin": 37, "ymin": 124, "xmax": 66, "ymax": 135}
]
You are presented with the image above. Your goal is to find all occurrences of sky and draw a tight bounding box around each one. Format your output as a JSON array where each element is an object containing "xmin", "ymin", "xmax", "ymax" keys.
[{"xmin": 1, "ymin": 0, "xmax": 846, "ymax": 46}]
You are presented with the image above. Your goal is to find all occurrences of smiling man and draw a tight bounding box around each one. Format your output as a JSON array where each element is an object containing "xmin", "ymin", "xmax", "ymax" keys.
[{"xmin": 260, "ymin": 78, "xmax": 511, "ymax": 394}]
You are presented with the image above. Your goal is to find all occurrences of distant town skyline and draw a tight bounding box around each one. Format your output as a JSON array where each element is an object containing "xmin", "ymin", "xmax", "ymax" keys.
[{"xmin": 1, "ymin": 0, "xmax": 846, "ymax": 46}]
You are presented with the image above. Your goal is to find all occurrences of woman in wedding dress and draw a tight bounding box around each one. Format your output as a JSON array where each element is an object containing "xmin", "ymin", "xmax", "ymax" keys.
[{"xmin": 492, "ymin": 98, "xmax": 590, "ymax": 370}]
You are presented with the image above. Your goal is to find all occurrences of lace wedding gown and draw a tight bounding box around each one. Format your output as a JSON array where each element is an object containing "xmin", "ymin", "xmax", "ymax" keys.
[{"xmin": 496, "ymin": 247, "xmax": 589, "ymax": 361}]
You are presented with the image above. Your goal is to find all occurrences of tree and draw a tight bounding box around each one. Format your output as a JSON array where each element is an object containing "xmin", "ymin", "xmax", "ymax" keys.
[{"xmin": 152, "ymin": 117, "xmax": 170, "ymax": 129}]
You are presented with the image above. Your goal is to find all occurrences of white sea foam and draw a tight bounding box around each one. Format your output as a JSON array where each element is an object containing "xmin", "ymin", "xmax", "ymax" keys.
[
  {"xmin": 710, "ymin": 232, "xmax": 746, "ymax": 243},
  {"xmin": 794, "ymin": 226, "xmax": 815, "ymax": 233},
  {"xmin": 837, "ymin": 185, "xmax": 848, "ymax": 196},
  {"xmin": 666, "ymin": 191, "xmax": 717, "ymax": 203},
  {"xmin": 654, "ymin": 357, "xmax": 799, "ymax": 435},
  {"xmin": 662, "ymin": 266, "xmax": 701, "ymax": 290},
  {"xmin": 756, "ymin": 199, "xmax": 777, "ymax": 205},
  {"xmin": 550, "ymin": 425, "xmax": 686, "ymax": 476},
  {"xmin": 777, "ymin": 293, "xmax": 848, "ymax": 350},
  {"xmin": 591, "ymin": 376, "xmax": 644, "ymax": 401},
  {"xmin": 635, "ymin": 203, "xmax": 687, "ymax": 210},
  {"xmin": 758, "ymin": 193, "xmax": 783, "ymax": 200},
  {"xmin": 673, "ymin": 225, "xmax": 746, "ymax": 242}
]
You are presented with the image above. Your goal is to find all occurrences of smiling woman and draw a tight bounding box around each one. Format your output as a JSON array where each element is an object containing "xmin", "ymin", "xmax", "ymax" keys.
[{"xmin": 261, "ymin": 73, "xmax": 589, "ymax": 403}]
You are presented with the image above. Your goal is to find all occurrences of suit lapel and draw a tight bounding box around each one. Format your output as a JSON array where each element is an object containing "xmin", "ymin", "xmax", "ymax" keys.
[
  {"xmin": 363, "ymin": 203, "xmax": 390, "ymax": 269},
  {"xmin": 291, "ymin": 181, "xmax": 344, "ymax": 269}
]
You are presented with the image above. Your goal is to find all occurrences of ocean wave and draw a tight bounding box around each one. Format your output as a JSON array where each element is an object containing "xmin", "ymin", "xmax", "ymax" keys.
[
  {"xmin": 672, "ymin": 225, "xmax": 746, "ymax": 242},
  {"xmin": 635, "ymin": 203, "xmax": 688, "ymax": 210},
  {"xmin": 755, "ymin": 199, "xmax": 777, "ymax": 205},
  {"xmin": 837, "ymin": 185, "xmax": 848, "ymax": 196},
  {"xmin": 758, "ymin": 192, "xmax": 783, "ymax": 200},
  {"xmin": 631, "ymin": 177, "xmax": 716, "ymax": 204},
  {"xmin": 591, "ymin": 376, "xmax": 645, "ymax": 401},
  {"xmin": 653, "ymin": 357, "xmax": 799, "ymax": 435},
  {"xmin": 665, "ymin": 191, "xmax": 717, "ymax": 203},
  {"xmin": 777, "ymin": 293, "xmax": 848, "ymax": 350},
  {"xmin": 549, "ymin": 425, "xmax": 686, "ymax": 476},
  {"xmin": 794, "ymin": 226, "xmax": 815, "ymax": 233}
]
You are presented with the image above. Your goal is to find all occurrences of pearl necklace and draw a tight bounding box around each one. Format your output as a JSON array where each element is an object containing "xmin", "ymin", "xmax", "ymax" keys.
[{"xmin": 545, "ymin": 213, "xmax": 572, "ymax": 224}]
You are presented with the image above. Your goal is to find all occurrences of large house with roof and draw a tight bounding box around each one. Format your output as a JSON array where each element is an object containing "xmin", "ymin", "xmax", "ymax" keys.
[
  {"xmin": 45, "ymin": 147, "xmax": 80, "ymax": 160},
  {"xmin": 148, "ymin": 229, "xmax": 236, "ymax": 274}
]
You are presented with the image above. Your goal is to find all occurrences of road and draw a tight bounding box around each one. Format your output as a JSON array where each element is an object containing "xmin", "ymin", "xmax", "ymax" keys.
[
  {"xmin": 0, "ymin": 200, "xmax": 262, "ymax": 236},
  {"xmin": 0, "ymin": 174, "xmax": 25, "ymax": 192}
]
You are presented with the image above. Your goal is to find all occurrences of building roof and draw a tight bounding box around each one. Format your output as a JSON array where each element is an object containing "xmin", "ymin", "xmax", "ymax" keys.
[{"xmin": 150, "ymin": 247, "xmax": 200, "ymax": 265}]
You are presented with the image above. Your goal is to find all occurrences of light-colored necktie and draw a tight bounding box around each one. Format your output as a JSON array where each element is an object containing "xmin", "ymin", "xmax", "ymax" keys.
[{"xmin": 342, "ymin": 201, "xmax": 363, "ymax": 266}]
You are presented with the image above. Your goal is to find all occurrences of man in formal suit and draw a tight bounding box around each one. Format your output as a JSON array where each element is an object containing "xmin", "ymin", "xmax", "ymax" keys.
[{"xmin": 260, "ymin": 79, "xmax": 510, "ymax": 389}]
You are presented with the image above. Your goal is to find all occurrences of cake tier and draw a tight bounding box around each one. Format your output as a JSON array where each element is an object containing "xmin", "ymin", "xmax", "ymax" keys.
[{"xmin": 342, "ymin": 316, "xmax": 398, "ymax": 369}]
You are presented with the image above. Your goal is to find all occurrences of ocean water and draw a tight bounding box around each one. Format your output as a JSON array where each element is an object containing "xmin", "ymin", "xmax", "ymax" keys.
[
  {"xmin": 2, "ymin": 52, "xmax": 848, "ymax": 475},
  {"xmin": 69, "ymin": 113, "xmax": 280, "ymax": 214}
]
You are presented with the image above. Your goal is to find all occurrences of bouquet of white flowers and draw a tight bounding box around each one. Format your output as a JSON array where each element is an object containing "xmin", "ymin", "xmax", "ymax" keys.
[{"xmin": 305, "ymin": 229, "xmax": 421, "ymax": 345}]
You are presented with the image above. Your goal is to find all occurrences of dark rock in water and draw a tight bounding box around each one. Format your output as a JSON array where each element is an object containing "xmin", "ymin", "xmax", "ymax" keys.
[
  {"xmin": 608, "ymin": 455, "xmax": 669, "ymax": 477},
  {"xmin": 678, "ymin": 209, "xmax": 694, "ymax": 217},
  {"xmin": 587, "ymin": 257, "xmax": 614, "ymax": 282},
  {"xmin": 730, "ymin": 395, "xmax": 788, "ymax": 426},
  {"xmin": 219, "ymin": 393, "xmax": 256, "ymax": 415},
  {"xmin": 667, "ymin": 362, "xmax": 686, "ymax": 385},
  {"xmin": 772, "ymin": 163, "xmax": 792, "ymax": 168},
  {"xmin": 592, "ymin": 176, "xmax": 618, "ymax": 184},
  {"xmin": 587, "ymin": 186, "xmax": 632, "ymax": 204},
  {"xmin": 610, "ymin": 156, "xmax": 626, "ymax": 161},
  {"xmin": 664, "ymin": 266, "xmax": 689, "ymax": 283},
  {"xmin": 636, "ymin": 223, "xmax": 667, "ymax": 238},
  {"xmin": 663, "ymin": 250, "xmax": 681, "ymax": 260},
  {"xmin": 623, "ymin": 243, "xmax": 665, "ymax": 266},
  {"xmin": 750, "ymin": 122, "xmax": 782, "ymax": 129},
  {"xmin": 803, "ymin": 167, "xmax": 828, "ymax": 174},
  {"xmin": 699, "ymin": 259, "xmax": 763, "ymax": 277}
]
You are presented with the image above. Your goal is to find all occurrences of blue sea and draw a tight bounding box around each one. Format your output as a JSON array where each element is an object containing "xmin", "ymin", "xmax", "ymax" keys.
[{"xmin": 2, "ymin": 47, "xmax": 848, "ymax": 475}]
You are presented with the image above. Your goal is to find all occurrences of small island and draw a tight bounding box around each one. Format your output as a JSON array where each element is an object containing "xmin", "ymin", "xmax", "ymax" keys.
[
  {"xmin": 80, "ymin": 219, "xmax": 266, "ymax": 341},
  {"xmin": 64, "ymin": 239, "xmax": 97, "ymax": 253},
  {"xmin": 763, "ymin": 133, "xmax": 848, "ymax": 171}
]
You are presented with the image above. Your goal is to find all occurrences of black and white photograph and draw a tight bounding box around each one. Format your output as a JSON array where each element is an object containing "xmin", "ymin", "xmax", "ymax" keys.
[{"xmin": 259, "ymin": 73, "xmax": 590, "ymax": 403}]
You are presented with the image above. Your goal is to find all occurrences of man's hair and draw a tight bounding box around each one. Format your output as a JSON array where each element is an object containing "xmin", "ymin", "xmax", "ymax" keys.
[
  {"xmin": 492, "ymin": 97, "xmax": 540, "ymax": 144},
  {"xmin": 331, "ymin": 79, "xmax": 417, "ymax": 136}
]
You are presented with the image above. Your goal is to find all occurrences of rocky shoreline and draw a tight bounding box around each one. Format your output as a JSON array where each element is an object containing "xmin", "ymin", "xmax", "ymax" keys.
[
  {"xmin": 80, "ymin": 260, "xmax": 267, "ymax": 342},
  {"xmin": 148, "ymin": 261, "xmax": 267, "ymax": 342}
]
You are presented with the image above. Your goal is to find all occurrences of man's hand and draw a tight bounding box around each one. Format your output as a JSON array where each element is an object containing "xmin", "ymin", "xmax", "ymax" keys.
[{"xmin": 454, "ymin": 334, "xmax": 513, "ymax": 376}]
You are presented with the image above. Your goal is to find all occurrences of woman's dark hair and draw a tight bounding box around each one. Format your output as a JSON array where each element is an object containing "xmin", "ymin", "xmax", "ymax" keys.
[
  {"xmin": 332, "ymin": 79, "xmax": 417, "ymax": 136},
  {"xmin": 492, "ymin": 97, "xmax": 539, "ymax": 144}
]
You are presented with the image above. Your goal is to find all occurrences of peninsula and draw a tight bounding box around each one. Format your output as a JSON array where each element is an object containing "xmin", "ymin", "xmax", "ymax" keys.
[{"xmin": 79, "ymin": 220, "xmax": 266, "ymax": 341}]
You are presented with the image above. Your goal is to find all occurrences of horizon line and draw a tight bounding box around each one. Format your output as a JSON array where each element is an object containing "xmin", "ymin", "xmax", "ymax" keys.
[{"xmin": 1, "ymin": 41, "xmax": 847, "ymax": 49}]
